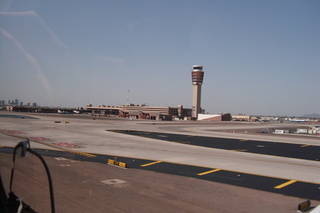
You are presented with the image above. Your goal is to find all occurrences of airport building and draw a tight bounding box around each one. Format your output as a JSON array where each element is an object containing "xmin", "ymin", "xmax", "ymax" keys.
[
  {"xmin": 198, "ymin": 113, "xmax": 232, "ymax": 121},
  {"xmin": 85, "ymin": 104, "xmax": 232, "ymax": 121},
  {"xmin": 4, "ymin": 103, "xmax": 231, "ymax": 121},
  {"xmin": 231, "ymin": 115, "xmax": 253, "ymax": 122},
  {"xmin": 87, "ymin": 104, "xmax": 192, "ymax": 121}
]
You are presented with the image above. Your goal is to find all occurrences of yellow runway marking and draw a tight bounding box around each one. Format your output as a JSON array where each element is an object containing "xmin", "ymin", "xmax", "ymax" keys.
[
  {"xmin": 141, "ymin": 161, "xmax": 162, "ymax": 167},
  {"xmin": 240, "ymin": 139, "xmax": 249, "ymax": 141},
  {"xmin": 300, "ymin": 144, "xmax": 310, "ymax": 147},
  {"xmin": 198, "ymin": 169, "xmax": 221, "ymax": 176},
  {"xmin": 274, "ymin": 180, "xmax": 297, "ymax": 189}
]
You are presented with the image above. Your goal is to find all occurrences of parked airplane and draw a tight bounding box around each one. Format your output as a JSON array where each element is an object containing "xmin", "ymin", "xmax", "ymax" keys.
[
  {"xmin": 57, "ymin": 110, "xmax": 72, "ymax": 114},
  {"xmin": 289, "ymin": 118, "xmax": 310, "ymax": 122}
]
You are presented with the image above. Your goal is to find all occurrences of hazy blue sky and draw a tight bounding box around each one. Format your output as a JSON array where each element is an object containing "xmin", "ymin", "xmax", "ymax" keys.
[{"xmin": 0, "ymin": 0, "xmax": 319, "ymax": 116}]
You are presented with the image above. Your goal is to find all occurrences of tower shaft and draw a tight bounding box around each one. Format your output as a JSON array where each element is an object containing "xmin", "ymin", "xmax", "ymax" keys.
[{"xmin": 192, "ymin": 84, "xmax": 202, "ymax": 118}]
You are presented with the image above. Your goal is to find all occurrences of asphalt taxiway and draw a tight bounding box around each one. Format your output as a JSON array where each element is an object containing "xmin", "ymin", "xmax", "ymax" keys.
[{"xmin": 1, "ymin": 145, "xmax": 319, "ymax": 201}]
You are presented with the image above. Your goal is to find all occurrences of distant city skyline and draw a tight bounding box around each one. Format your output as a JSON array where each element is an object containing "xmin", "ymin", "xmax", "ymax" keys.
[
  {"xmin": 1, "ymin": 0, "xmax": 319, "ymax": 117},
  {"xmin": 0, "ymin": 98, "xmax": 37, "ymax": 107}
]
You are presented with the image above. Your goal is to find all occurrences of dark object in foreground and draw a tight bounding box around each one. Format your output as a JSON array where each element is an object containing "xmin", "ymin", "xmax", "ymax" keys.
[
  {"xmin": 0, "ymin": 139, "xmax": 55, "ymax": 213},
  {"xmin": 298, "ymin": 200, "xmax": 314, "ymax": 212}
]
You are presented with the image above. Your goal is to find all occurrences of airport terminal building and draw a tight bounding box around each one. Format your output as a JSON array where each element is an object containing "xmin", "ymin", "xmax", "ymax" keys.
[
  {"xmin": 87, "ymin": 104, "xmax": 192, "ymax": 121},
  {"xmin": 5, "ymin": 104, "xmax": 231, "ymax": 121},
  {"xmin": 87, "ymin": 104, "xmax": 231, "ymax": 121}
]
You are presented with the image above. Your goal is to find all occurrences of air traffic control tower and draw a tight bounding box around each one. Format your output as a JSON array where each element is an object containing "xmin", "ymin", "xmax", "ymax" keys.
[{"xmin": 191, "ymin": 65, "xmax": 204, "ymax": 120}]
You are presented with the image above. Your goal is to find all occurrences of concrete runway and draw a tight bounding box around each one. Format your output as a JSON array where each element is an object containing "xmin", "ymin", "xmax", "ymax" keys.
[
  {"xmin": 1, "ymin": 112, "xmax": 320, "ymax": 185},
  {"xmin": 1, "ymin": 112, "xmax": 320, "ymax": 212}
]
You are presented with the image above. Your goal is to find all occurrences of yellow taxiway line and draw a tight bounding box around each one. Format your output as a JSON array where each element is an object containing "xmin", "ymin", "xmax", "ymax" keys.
[
  {"xmin": 274, "ymin": 180, "xmax": 298, "ymax": 189},
  {"xmin": 198, "ymin": 169, "xmax": 222, "ymax": 176},
  {"xmin": 141, "ymin": 161, "xmax": 163, "ymax": 167}
]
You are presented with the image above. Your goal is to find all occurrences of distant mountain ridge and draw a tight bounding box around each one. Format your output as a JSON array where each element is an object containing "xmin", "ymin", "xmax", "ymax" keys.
[{"xmin": 302, "ymin": 113, "xmax": 320, "ymax": 118}]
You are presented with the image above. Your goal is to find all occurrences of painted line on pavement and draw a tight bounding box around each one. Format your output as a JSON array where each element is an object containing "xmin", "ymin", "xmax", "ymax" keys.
[
  {"xmin": 301, "ymin": 144, "xmax": 310, "ymax": 147},
  {"xmin": 198, "ymin": 169, "xmax": 222, "ymax": 176},
  {"xmin": 274, "ymin": 180, "xmax": 298, "ymax": 189},
  {"xmin": 141, "ymin": 161, "xmax": 163, "ymax": 167},
  {"xmin": 68, "ymin": 150, "xmax": 96, "ymax": 157}
]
